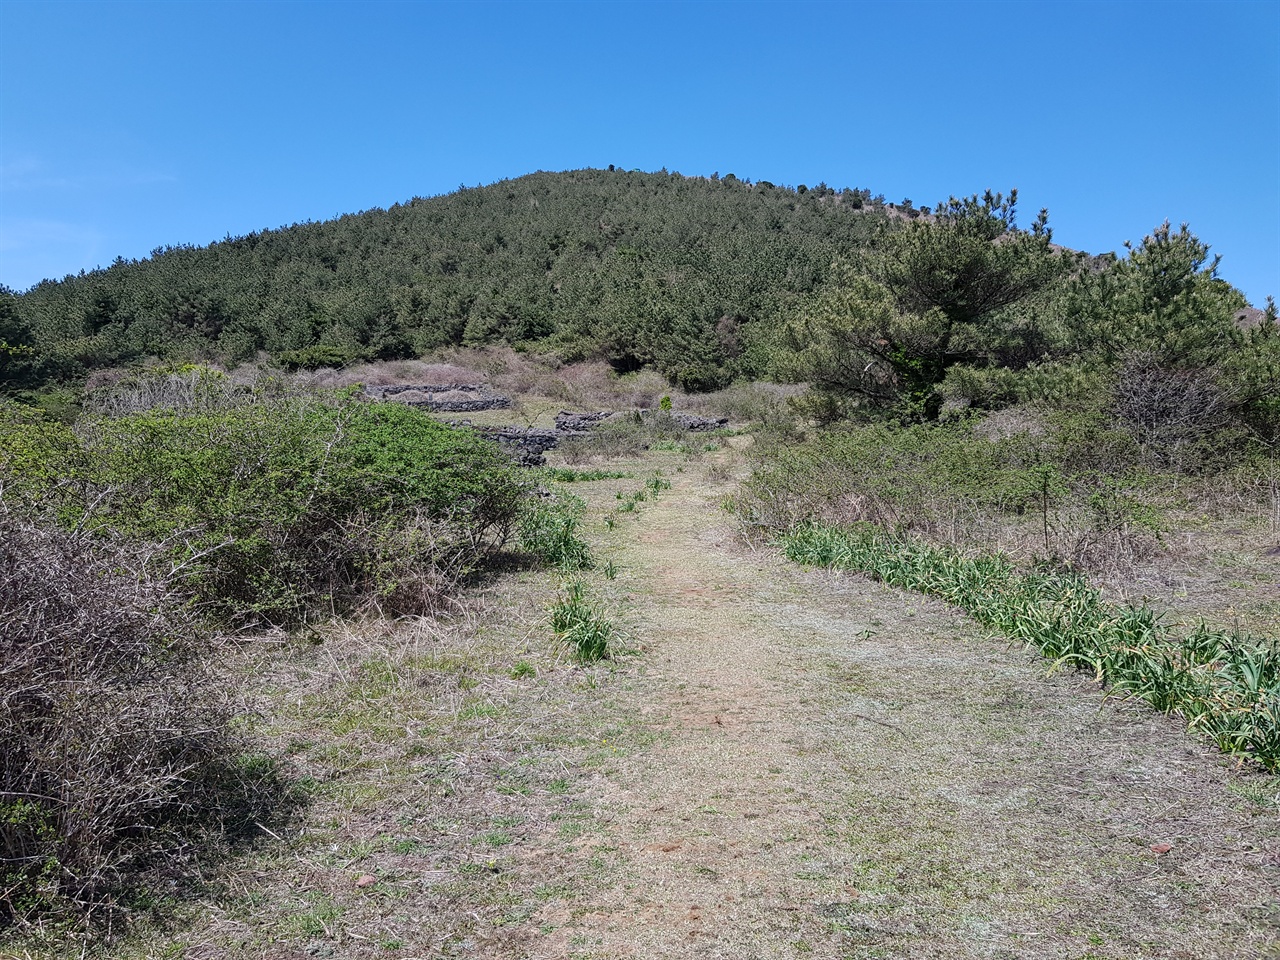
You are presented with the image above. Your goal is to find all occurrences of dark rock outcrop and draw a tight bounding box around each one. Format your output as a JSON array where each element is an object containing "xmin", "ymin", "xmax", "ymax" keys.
[
  {"xmin": 554, "ymin": 410, "xmax": 614, "ymax": 431},
  {"xmin": 666, "ymin": 412, "xmax": 729, "ymax": 432},
  {"xmin": 476, "ymin": 427, "xmax": 583, "ymax": 467},
  {"xmin": 366, "ymin": 383, "xmax": 512, "ymax": 412}
]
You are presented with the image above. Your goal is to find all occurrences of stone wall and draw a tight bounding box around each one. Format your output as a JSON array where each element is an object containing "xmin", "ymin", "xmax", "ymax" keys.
[
  {"xmin": 366, "ymin": 383, "xmax": 512, "ymax": 412},
  {"xmin": 367, "ymin": 390, "xmax": 730, "ymax": 467}
]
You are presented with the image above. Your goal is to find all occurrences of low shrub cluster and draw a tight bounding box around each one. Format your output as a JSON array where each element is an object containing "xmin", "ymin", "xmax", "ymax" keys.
[
  {"xmin": 0, "ymin": 371, "xmax": 557, "ymax": 934},
  {"xmin": 0, "ymin": 507, "xmax": 285, "ymax": 931},
  {"xmin": 558, "ymin": 411, "xmax": 701, "ymax": 463},
  {"xmin": 785, "ymin": 523, "xmax": 1280, "ymax": 771},
  {"xmin": 733, "ymin": 416, "xmax": 1199, "ymax": 571},
  {"xmin": 1, "ymin": 378, "xmax": 529, "ymax": 625}
]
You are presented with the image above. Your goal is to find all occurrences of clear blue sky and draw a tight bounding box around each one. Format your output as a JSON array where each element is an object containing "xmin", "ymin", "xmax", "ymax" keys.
[{"xmin": 2, "ymin": 0, "xmax": 1277, "ymax": 305}]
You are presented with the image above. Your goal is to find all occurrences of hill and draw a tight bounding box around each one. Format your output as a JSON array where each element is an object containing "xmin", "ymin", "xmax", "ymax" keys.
[{"xmin": 5, "ymin": 169, "xmax": 895, "ymax": 391}]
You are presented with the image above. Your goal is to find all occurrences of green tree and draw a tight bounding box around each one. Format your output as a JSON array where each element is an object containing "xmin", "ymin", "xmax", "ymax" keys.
[
  {"xmin": 1064, "ymin": 221, "xmax": 1246, "ymax": 368},
  {"xmin": 780, "ymin": 190, "xmax": 1070, "ymax": 420},
  {"xmin": 870, "ymin": 190, "xmax": 1064, "ymax": 332},
  {"xmin": 0, "ymin": 286, "xmax": 50, "ymax": 394}
]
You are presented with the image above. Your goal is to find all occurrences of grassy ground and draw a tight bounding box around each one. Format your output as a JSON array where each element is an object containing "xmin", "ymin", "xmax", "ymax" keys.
[{"xmin": 6, "ymin": 371, "xmax": 1278, "ymax": 958}]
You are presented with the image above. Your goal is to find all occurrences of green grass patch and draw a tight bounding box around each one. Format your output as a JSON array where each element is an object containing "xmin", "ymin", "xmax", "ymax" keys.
[
  {"xmin": 784, "ymin": 522, "xmax": 1280, "ymax": 771},
  {"xmin": 517, "ymin": 491, "xmax": 593, "ymax": 570},
  {"xmin": 549, "ymin": 580, "xmax": 613, "ymax": 663},
  {"xmin": 539, "ymin": 467, "xmax": 632, "ymax": 482}
]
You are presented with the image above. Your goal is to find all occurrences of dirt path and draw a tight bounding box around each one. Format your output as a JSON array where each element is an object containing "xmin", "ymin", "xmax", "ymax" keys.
[
  {"xmin": 525, "ymin": 466, "xmax": 1280, "ymax": 959},
  {"xmin": 55, "ymin": 459, "xmax": 1278, "ymax": 960}
]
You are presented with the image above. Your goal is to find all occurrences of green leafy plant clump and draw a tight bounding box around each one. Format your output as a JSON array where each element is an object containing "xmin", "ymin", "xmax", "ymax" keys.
[
  {"xmin": 549, "ymin": 580, "xmax": 613, "ymax": 663},
  {"xmin": 518, "ymin": 492, "xmax": 594, "ymax": 571},
  {"xmin": 0, "ymin": 385, "xmax": 530, "ymax": 625},
  {"xmin": 783, "ymin": 523, "xmax": 1280, "ymax": 771}
]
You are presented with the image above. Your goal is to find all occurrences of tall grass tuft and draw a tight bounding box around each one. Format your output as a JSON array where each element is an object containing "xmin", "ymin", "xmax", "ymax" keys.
[
  {"xmin": 784, "ymin": 522, "xmax": 1280, "ymax": 772},
  {"xmin": 549, "ymin": 580, "xmax": 612, "ymax": 663},
  {"xmin": 518, "ymin": 494, "xmax": 593, "ymax": 571}
]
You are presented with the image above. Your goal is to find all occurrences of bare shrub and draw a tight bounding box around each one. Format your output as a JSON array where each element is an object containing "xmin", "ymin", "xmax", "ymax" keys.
[
  {"xmin": 85, "ymin": 365, "xmax": 247, "ymax": 417},
  {"xmin": 557, "ymin": 412, "xmax": 691, "ymax": 464},
  {"xmin": 1113, "ymin": 352, "xmax": 1230, "ymax": 466},
  {"xmin": 680, "ymin": 381, "xmax": 805, "ymax": 428},
  {"xmin": 0, "ymin": 504, "xmax": 282, "ymax": 930},
  {"xmin": 342, "ymin": 508, "xmax": 480, "ymax": 618}
]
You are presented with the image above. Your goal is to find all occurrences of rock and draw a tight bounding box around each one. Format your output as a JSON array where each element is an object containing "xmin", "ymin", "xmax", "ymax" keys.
[
  {"xmin": 666, "ymin": 412, "xmax": 729, "ymax": 432},
  {"xmin": 476, "ymin": 427, "xmax": 579, "ymax": 467},
  {"xmin": 555, "ymin": 410, "xmax": 614, "ymax": 431},
  {"xmin": 366, "ymin": 383, "xmax": 512, "ymax": 412}
]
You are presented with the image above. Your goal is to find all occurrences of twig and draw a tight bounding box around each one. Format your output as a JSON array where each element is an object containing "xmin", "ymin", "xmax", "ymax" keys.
[{"xmin": 851, "ymin": 713, "xmax": 913, "ymax": 740}]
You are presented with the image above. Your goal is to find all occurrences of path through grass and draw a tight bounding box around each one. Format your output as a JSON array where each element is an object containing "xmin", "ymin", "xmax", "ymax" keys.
[{"xmin": 23, "ymin": 450, "xmax": 1279, "ymax": 960}]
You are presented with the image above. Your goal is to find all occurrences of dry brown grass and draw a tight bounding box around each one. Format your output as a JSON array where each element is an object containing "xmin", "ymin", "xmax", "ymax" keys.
[
  {"xmin": 14, "ymin": 444, "xmax": 1277, "ymax": 959},
  {"xmin": 49, "ymin": 533, "xmax": 644, "ymax": 959}
]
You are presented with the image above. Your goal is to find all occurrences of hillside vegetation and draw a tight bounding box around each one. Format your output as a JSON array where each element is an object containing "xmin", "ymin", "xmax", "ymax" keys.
[
  {"xmin": 3, "ymin": 169, "xmax": 894, "ymax": 392},
  {"xmin": 2, "ymin": 168, "xmax": 1279, "ymax": 952}
]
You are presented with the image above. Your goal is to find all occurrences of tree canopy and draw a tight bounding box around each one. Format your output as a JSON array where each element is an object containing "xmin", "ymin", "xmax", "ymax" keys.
[
  {"xmin": 780, "ymin": 191, "xmax": 1073, "ymax": 420},
  {"xmin": 8, "ymin": 169, "xmax": 892, "ymax": 391}
]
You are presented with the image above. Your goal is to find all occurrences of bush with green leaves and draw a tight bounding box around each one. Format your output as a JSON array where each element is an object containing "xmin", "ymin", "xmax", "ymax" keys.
[{"xmin": 0, "ymin": 388, "xmax": 529, "ymax": 624}]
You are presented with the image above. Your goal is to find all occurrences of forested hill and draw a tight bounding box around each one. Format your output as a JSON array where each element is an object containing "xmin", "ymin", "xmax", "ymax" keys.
[{"xmin": 6, "ymin": 168, "xmax": 897, "ymax": 390}]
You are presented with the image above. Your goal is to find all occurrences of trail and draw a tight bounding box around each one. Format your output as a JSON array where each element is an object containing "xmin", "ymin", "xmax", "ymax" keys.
[{"xmin": 524, "ymin": 465, "xmax": 1279, "ymax": 960}]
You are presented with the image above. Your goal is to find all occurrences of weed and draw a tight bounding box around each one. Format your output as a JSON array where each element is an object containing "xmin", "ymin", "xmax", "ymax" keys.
[
  {"xmin": 549, "ymin": 581, "xmax": 613, "ymax": 663},
  {"xmin": 510, "ymin": 660, "xmax": 537, "ymax": 679},
  {"xmin": 646, "ymin": 472, "xmax": 672, "ymax": 494},
  {"xmin": 518, "ymin": 495, "xmax": 593, "ymax": 570},
  {"xmin": 541, "ymin": 467, "xmax": 631, "ymax": 483},
  {"xmin": 1226, "ymin": 777, "xmax": 1280, "ymax": 809}
]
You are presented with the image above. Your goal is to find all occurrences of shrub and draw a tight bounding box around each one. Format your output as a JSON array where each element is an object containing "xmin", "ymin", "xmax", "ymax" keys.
[
  {"xmin": 1, "ymin": 390, "xmax": 529, "ymax": 625},
  {"xmin": 557, "ymin": 411, "xmax": 690, "ymax": 463},
  {"xmin": 732, "ymin": 418, "xmax": 1169, "ymax": 569},
  {"xmin": 0, "ymin": 506, "xmax": 283, "ymax": 929},
  {"xmin": 276, "ymin": 343, "xmax": 364, "ymax": 371},
  {"xmin": 1111, "ymin": 351, "xmax": 1231, "ymax": 468}
]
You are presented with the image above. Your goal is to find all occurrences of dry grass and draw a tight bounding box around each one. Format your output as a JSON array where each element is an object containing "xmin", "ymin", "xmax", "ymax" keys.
[
  {"xmin": 275, "ymin": 349, "xmax": 802, "ymax": 430},
  {"xmin": 61, "ymin": 532, "xmax": 644, "ymax": 959},
  {"xmin": 11, "ymin": 367, "xmax": 1276, "ymax": 959},
  {"xmin": 13, "ymin": 442, "xmax": 1278, "ymax": 959}
]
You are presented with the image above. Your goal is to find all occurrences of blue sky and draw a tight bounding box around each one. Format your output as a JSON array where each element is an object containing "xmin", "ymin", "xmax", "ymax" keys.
[{"xmin": 2, "ymin": 0, "xmax": 1277, "ymax": 305}]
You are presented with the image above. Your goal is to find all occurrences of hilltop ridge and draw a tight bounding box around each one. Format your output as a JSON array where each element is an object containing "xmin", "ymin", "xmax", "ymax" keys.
[{"xmin": 7, "ymin": 168, "xmax": 897, "ymax": 390}]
